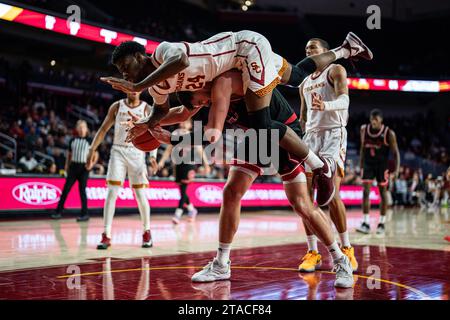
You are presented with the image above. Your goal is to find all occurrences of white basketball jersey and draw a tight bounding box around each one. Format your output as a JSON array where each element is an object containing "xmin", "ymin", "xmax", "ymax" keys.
[
  {"xmin": 149, "ymin": 31, "xmax": 240, "ymax": 104},
  {"xmin": 301, "ymin": 64, "xmax": 348, "ymax": 133},
  {"xmin": 113, "ymin": 99, "xmax": 148, "ymax": 146}
]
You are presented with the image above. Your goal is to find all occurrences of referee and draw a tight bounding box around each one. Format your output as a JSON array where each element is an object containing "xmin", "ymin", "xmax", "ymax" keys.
[{"xmin": 51, "ymin": 120, "xmax": 98, "ymax": 221}]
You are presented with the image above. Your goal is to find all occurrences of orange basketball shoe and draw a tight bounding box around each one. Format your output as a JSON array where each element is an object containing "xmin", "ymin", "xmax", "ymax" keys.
[
  {"xmin": 341, "ymin": 246, "xmax": 358, "ymax": 272},
  {"xmin": 298, "ymin": 250, "xmax": 322, "ymax": 272}
]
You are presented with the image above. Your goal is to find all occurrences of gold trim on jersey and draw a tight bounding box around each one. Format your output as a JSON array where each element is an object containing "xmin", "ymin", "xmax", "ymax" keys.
[
  {"xmin": 254, "ymin": 77, "xmax": 281, "ymax": 97},
  {"xmin": 278, "ymin": 58, "xmax": 288, "ymax": 77}
]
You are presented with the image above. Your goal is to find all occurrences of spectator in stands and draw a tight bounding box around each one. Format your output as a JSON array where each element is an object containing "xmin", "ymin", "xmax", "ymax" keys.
[
  {"xmin": 9, "ymin": 121, "xmax": 25, "ymax": 140},
  {"xmin": 47, "ymin": 161, "xmax": 57, "ymax": 174},
  {"xmin": 1, "ymin": 150, "xmax": 16, "ymax": 170},
  {"xmin": 18, "ymin": 150, "xmax": 38, "ymax": 173}
]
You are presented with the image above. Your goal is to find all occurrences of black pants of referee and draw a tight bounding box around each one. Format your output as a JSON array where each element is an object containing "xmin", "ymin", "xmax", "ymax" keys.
[{"xmin": 56, "ymin": 162, "xmax": 89, "ymax": 216}]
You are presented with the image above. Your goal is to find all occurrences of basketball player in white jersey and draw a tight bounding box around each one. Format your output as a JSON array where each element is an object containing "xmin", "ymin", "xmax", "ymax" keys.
[
  {"xmin": 298, "ymin": 38, "xmax": 358, "ymax": 272},
  {"xmin": 101, "ymin": 30, "xmax": 373, "ymax": 207},
  {"xmin": 86, "ymin": 92, "xmax": 158, "ymax": 249}
]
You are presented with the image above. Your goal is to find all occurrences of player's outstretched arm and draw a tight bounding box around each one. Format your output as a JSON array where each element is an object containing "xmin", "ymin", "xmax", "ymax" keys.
[
  {"xmin": 388, "ymin": 129, "xmax": 401, "ymax": 178},
  {"xmin": 135, "ymin": 45, "xmax": 189, "ymax": 92}
]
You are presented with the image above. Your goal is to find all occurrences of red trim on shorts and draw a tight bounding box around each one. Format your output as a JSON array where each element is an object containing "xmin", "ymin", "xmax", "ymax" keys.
[
  {"xmin": 284, "ymin": 113, "xmax": 297, "ymax": 125},
  {"xmin": 281, "ymin": 163, "xmax": 305, "ymax": 182},
  {"xmin": 236, "ymin": 40, "xmax": 266, "ymax": 86},
  {"xmin": 362, "ymin": 179, "xmax": 373, "ymax": 184},
  {"xmin": 231, "ymin": 160, "xmax": 263, "ymax": 176}
]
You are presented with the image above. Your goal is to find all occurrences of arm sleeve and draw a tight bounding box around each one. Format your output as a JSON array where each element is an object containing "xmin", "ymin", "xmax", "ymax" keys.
[{"xmin": 323, "ymin": 94, "xmax": 350, "ymax": 111}]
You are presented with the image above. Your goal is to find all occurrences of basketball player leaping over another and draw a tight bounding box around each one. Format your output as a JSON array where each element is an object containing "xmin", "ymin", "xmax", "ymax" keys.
[
  {"xmin": 86, "ymin": 92, "xmax": 158, "ymax": 249},
  {"xmin": 101, "ymin": 30, "xmax": 373, "ymax": 207},
  {"xmin": 139, "ymin": 69, "xmax": 355, "ymax": 288},
  {"xmin": 298, "ymin": 38, "xmax": 358, "ymax": 273}
]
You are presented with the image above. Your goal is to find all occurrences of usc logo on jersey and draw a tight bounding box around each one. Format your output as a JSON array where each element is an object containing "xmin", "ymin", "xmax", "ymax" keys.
[{"xmin": 250, "ymin": 62, "xmax": 261, "ymax": 73}]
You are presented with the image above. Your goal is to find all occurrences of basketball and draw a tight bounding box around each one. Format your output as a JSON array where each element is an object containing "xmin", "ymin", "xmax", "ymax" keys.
[{"xmin": 132, "ymin": 130, "xmax": 161, "ymax": 152}]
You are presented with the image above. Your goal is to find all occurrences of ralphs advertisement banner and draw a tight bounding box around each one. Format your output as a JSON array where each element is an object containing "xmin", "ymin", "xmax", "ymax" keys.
[{"xmin": 0, "ymin": 176, "xmax": 380, "ymax": 211}]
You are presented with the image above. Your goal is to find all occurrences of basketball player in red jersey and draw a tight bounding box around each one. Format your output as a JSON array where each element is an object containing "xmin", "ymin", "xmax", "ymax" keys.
[
  {"xmin": 101, "ymin": 30, "xmax": 373, "ymax": 207},
  {"xmin": 356, "ymin": 109, "xmax": 400, "ymax": 235},
  {"xmin": 134, "ymin": 69, "xmax": 355, "ymax": 288}
]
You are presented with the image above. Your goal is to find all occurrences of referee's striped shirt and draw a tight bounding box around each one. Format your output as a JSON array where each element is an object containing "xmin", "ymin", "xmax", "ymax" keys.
[{"xmin": 69, "ymin": 136, "xmax": 92, "ymax": 163}]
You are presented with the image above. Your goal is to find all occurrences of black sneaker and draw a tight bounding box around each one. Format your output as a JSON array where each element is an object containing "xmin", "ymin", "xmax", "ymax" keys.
[
  {"xmin": 376, "ymin": 223, "xmax": 385, "ymax": 235},
  {"xmin": 76, "ymin": 215, "xmax": 90, "ymax": 222},
  {"xmin": 356, "ymin": 222, "xmax": 370, "ymax": 234},
  {"xmin": 51, "ymin": 213, "xmax": 62, "ymax": 219}
]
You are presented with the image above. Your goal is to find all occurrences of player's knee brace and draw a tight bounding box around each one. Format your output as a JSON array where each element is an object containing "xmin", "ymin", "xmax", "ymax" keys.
[{"xmin": 286, "ymin": 57, "xmax": 317, "ymax": 87}]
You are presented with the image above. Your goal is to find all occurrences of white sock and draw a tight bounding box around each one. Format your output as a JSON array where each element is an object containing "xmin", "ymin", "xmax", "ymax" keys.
[
  {"xmin": 187, "ymin": 203, "xmax": 195, "ymax": 211},
  {"xmin": 363, "ymin": 214, "xmax": 370, "ymax": 224},
  {"xmin": 134, "ymin": 188, "xmax": 150, "ymax": 231},
  {"xmin": 339, "ymin": 231, "xmax": 351, "ymax": 248},
  {"xmin": 306, "ymin": 235, "xmax": 318, "ymax": 252},
  {"xmin": 216, "ymin": 242, "xmax": 231, "ymax": 265},
  {"xmin": 379, "ymin": 215, "xmax": 386, "ymax": 224},
  {"xmin": 331, "ymin": 46, "xmax": 350, "ymax": 60},
  {"xmin": 174, "ymin": 208, "xmax": 183, "ymax": 219},
  {"xmin": 327, "ymin": 241, "xmax": 344, "ymax": 262},
  {"xmin": 103, "ymin": 186, "xmax": 120, "ymax": 238},
  {"xmin": 303, "ymin": 150, "xmax": 324, "ymax": 171}
]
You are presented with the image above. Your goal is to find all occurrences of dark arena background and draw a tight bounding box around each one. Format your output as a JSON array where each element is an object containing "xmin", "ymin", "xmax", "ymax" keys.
[{"xmin": 0, "ymin": 0, "xmax": 449, "ymax": 312}]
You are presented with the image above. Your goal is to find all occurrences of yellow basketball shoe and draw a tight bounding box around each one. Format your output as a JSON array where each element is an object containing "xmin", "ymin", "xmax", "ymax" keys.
[
  {"xmin": 298, "ymin": 250, "xmax": 322, "ymax": 272},
  {"xmin": 341, "ymin": 246, "xmax": 358, "ymax": 272}
]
